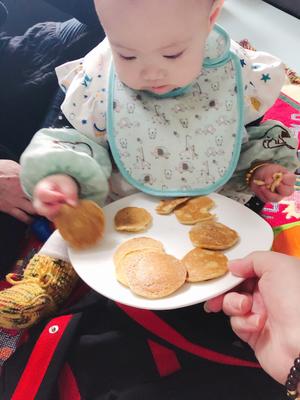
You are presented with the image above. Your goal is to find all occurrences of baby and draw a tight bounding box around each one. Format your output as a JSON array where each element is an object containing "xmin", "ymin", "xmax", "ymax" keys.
[{"xmin": 1, "ymin": 0, "xmax": 297, "ymax": 329}]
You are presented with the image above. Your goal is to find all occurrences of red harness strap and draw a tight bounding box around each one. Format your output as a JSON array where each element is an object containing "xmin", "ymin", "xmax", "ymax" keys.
[
  {"xmin": 117, "ymin": 303, "xmax": 260, "ymax": 368},
  {"xmin": 11, "ymin": 315, "xmax": 73, "ymax": 400},
  {"xmin": 58, "ymin": 362, "xmax": 81, "ymax": 400},
  {"xmin": 147, "ymin": 339, "xmax": 181, "ymax": 377}
]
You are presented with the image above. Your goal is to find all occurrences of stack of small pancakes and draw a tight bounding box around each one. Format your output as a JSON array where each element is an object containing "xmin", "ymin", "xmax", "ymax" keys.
[
  {"xmin": 114, "ymin": 197, "xmax": 239, "ymax": 299},
  {"xmin": 114, "ymin": 237, "xmax": 186, "ymax": 299}
]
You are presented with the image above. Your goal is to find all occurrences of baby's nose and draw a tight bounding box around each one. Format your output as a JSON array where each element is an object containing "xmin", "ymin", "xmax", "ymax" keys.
[{"xmin": 141, "ymin": 65, "xmax": 166, "ymax": 81}]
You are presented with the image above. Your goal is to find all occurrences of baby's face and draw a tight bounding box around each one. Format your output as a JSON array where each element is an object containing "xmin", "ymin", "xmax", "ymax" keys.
[{"xmin": 95, "ymin": 0, "xmax": 222, "ymax": 95}]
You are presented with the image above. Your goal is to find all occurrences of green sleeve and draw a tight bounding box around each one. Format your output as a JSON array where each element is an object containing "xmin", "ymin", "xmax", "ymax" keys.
[
  {"xmin": 20, "ymin": 128, "xmax": 112, "ymax": 206},
  {"xmin": 220, "ymin": 120, "xmax": 299, "ymax": 201},
  {"xmin": 236, "ymin": 120, "xmax": 299, "ymax": 173}
]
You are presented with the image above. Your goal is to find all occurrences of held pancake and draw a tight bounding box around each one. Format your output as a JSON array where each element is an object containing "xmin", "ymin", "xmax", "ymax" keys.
[
  {"xmin": 126, "ymin": 252, "xmax": 187, "ymax": 299},
  {"xmin": 54, "ymin": 200, "xmax": 105, "ymax": 250},
  {"xmin": 114, "ymin": 207, "xmax": 152, "ymax": 232},
  {"xmin": 189, "ymin": 220, "xmax": 239, "ymax": 250},
  {"xmin": 174, "ymin": 196, "xmax": 215, "ymax": 224},
  {"xmin": 182, "ymin": 248, "xmax": 228, "ymax": 282},
  {"xmin": 156, "ymin": 197, "xmax": 190, "ymax": 215}
]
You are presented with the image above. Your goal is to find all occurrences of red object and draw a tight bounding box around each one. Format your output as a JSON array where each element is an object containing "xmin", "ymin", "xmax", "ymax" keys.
[
  {"xmin": 147, "ymin": 339, "xmax": 181, "ymax": 377},
  {"xmin": 58, "ymin": 363, "xmax": 81, "ymax": 400},
  {"xmin": 117, "ymin": 303, "xmax": 259, "ymax": 368},
  {"xmin": 11, "ymin": 315, "xmax": 72, "ymax": 400}
]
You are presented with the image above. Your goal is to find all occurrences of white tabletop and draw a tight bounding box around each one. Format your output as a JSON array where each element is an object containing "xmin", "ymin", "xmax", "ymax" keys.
[{"xmin": 218, "ymin": 0, "xmax": 300, "ymax": 73}]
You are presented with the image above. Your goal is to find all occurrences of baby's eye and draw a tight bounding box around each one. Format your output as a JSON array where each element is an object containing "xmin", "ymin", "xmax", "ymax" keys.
[
  {"xmin": 163, "ymin": 51, "xmax": 184, "ymax": 59},
  {"xmin": 119, "ymin": 54, "xmax": 137, "ymax": 61}
]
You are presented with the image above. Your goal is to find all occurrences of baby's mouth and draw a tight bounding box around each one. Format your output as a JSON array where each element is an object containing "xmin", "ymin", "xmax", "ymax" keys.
[{"xmin": 147, "ymin": 85, "xmax": 173, "ymax": 94}]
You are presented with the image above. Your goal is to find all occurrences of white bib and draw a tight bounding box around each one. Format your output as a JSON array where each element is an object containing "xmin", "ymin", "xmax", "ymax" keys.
[{"xmin": 107, "ymin": 25, "xmax": 244, "ymax": 196}]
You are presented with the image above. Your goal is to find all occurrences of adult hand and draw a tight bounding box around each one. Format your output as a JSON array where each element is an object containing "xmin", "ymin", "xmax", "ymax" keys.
[
  {"xmin": 0, "ymin": 160, "xmax": 35, "ymax": 223},
  {"xmin": 251, "ymin": 163, "xmax": 295, "ymax": 203},
  {"xmin": 205, "ymin": 251, "xmax": 300, "ymax": 385},
  {"xmin": 33, "ymin": 174, "xmax": 79, "ymax": 220}
]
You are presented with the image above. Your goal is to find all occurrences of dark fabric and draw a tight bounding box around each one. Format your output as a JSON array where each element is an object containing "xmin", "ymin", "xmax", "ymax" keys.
[
  {"xmin": 1, "ymin": 291, "xmax": 286, "ymax": 399},
  {"xmin": 0, "ymin": 18, "xmax": 104, "ymax": 159},
  {"xmin": 45, "ymin": 0, "xmax": 101, "ymax": 31},
  {"xmin": 263, "ymin": 0, "xmax": 300, "ymax": 18},
  {"xmin": 0, "ymin": 1, "xmax": 7, "ymax": 27},
  {"xmin": 0, "ymin": 146, "xmax": 28, "ymax": 277},
  {"xmin": 42, "ymin": 88, "xmax": 68, "ymax": 129},
  {"xmin": 244, "ymin": 195, "xmax": 265, "ymax": 214},
  {"xmin": 0, "ymin": 212, "xmax": 27, "ymax": 277}
]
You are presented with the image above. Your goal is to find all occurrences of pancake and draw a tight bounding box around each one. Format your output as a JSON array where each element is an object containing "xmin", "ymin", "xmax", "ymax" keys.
[
  {"xmin": 114, "ymin": 237, "xmax": 165, "ymax": 287},
  {"xmin": 115, "ymin": 250, "xmax": 145, "ymax": 287},
  {"xmin": 189, "ymin": 220, "xmax": 239, "ymax": 250},
  {"xmin": 113, "ymin": 237, "xmax": 165, "ymax": 269},
  {"xmin": 156, "ymin": 197, "xmax": 190, "ymax": 215},
  {"xmin": 174, "ymin": 196, "xmax": 215, "ymax": 224},
  {"xmin": 114, "ymin": 207, "xmax": 152, "ymax": 232},
  {"xmin": 182, "ymin": 248, "xmax": 228, "ymax": 282},
  {"xmin": 126, "ymin": 252, "xmax": 187, "ymax": 299},
  {"xmin": 54, "ymin": 200, "xmax": 105, "ymax": 250}
]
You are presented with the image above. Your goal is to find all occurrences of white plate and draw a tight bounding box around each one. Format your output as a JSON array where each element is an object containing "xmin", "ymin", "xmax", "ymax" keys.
[{"xmin": 69, "ymin": 193, "xmax": 273, "ymax": 310}]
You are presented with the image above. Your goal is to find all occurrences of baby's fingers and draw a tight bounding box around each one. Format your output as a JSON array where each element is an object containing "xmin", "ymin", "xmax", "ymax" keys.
[
  {"xmin": 34, "ymin": 179, "xmax": 65, "ymax": 204},
  {"xmin": 282, "ymin": 172, "xmax": 296, "ymax": 186},
  {"xmin": 271, "ymin": 173, "xmax": 295, "ymax": 197},
  {"xmin": 33, "ymin": 198, "xmax": 62, "ymax": 220},
  {"xmin": 275, "ymin": 182, "xmax": 295, "ymax": 197},
  {"xmin": 255, "ymin": 185, "xmax": 283, "ymax": 203},
  {"xmin": 37, "ymin": 189, "xmax": 65, "ymax": 204}
]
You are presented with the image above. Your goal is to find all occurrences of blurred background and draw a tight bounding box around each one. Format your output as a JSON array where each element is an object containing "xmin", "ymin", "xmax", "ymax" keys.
[
  {"xmin": 264, "ymin": 0, "xmax": 300, "ymax": 18},
  {"xmin": 0, "ymin": 0, "xmax": 299, "ymax": 34},
  {"xmin": 1, "ymin": 0, "xmax": 68, "ymax": 34}
]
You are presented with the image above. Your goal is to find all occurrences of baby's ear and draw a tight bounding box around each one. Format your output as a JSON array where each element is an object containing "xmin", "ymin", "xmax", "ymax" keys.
[{"xmin": 208, "ymin": 0, "xmax": 224, "ymax": 30}]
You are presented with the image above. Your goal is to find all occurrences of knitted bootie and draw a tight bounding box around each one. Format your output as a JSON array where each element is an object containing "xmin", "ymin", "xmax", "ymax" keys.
[{"xmin": 0, "ymin": 254, "xmax": 78, "ymax": 329}]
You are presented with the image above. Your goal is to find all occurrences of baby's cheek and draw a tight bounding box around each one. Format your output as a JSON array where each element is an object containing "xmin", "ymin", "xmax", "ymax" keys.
[{"xmin": 113, "ymin": 60, "xmax": 134, "ymax": 86}]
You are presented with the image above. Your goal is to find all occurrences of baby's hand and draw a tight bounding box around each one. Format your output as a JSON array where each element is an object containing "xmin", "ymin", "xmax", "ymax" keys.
[
  {"xmin": 250, "ymin": 163, "xmax": 296, "ymax": 203},
  {"xmin": 33, "ymin": 174, "xmax": 79, "ymax": 220}
]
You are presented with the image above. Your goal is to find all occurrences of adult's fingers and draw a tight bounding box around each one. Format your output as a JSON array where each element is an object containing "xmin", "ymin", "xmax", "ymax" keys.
[
  {"xmin": 10, "ymin": 207, "xmax": 33, "ymax": 224},
  {"xmin": 229, "ymin": 251, "xmax": 296, "ymax": 280},
  {"xmin": 204, "ymin": 277, "xmax": 258, "ymax": 313},
  {"xmin": 19, "ymin": 197, "xmax": 36, "ymax": 215},
  {"xmin": 204, "ymin": 295, "xmax": 224, "ymax": 313},
  {"xmin": 222, "ymin": 292, "xmax": 252, "ymax": 316},
  {"xmin": 230, "ymin": 313, "xmax": 265, "ymax": 335}
]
